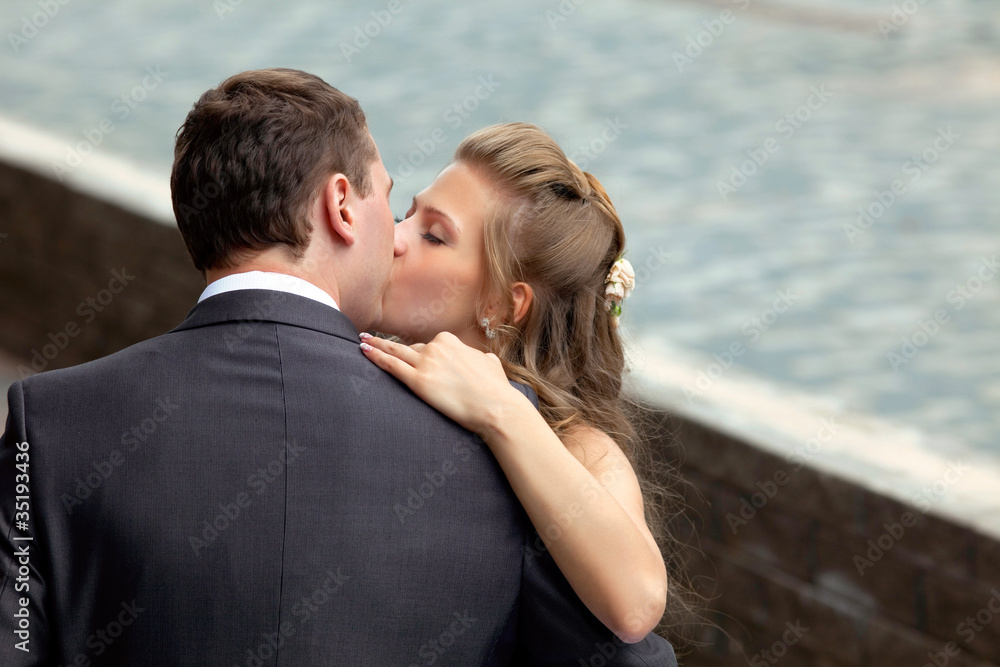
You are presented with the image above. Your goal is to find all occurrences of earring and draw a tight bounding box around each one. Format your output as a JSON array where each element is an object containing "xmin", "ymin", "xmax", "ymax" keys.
[{"xmin": 479, "ymin": 317, "xmax": 496, "ymax": 340}]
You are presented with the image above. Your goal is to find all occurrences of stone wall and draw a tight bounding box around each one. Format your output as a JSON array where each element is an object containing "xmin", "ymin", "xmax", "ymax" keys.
[
  {"xmin": 0, "ymin": 158, "xmax": 203, "ymax": 378},
  {"xmin": 643, "ymin": 410, "xmax": 1000, "ymax": 666}
]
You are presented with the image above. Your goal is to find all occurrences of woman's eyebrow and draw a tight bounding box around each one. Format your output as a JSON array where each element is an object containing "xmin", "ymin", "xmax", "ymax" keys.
[{"xmin": 413, "ymin": 195, "xmax": 461, "ymax": 238}]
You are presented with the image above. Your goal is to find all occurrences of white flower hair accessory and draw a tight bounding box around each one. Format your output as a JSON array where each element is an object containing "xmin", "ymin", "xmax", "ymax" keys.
[{"xmin": 604, "ymin": 256, "xmax": 635, "ymax": 325}]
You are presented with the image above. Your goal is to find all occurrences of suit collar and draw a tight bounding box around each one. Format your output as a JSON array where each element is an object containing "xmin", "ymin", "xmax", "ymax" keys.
[{"xmin": 169, "ymin": 289, "xmax": 361, "ymax": 343}]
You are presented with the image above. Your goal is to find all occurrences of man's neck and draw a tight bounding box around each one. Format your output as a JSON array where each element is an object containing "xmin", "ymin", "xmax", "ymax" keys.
[{"xmin": 205, "ymin": 250, "xmax": 340, "ymax": 307}]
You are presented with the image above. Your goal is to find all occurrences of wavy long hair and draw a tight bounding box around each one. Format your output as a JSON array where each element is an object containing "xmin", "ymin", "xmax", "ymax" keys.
[{"xmin": 454, "ymin": 123, "xmax": 704, "ymax": 648}]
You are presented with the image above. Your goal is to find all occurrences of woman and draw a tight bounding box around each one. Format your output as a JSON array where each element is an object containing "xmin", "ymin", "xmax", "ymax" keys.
[{"xmin": 360, "ymin": 123, "xmax": 670, "ymax": 643}]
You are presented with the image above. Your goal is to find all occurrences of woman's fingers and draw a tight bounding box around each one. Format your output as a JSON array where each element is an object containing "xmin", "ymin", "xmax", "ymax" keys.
[
  {"xmin": 358, "ymin": 330, "xmax": 520, "ymax": 435},
  {"xmin": 359, "ymin": 334, "xmax": 422, "ymax": 367},
  {"xmin": 360, "ymin": 339, "xmax": 420, "ymax": 386}
]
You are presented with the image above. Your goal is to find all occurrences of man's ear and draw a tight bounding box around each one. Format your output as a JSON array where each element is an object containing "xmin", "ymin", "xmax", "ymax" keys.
[
  {"xmin": 511, "ymin": 282, "xmax": 534, "ymax": 324},
  {"xmin": 321, "ymin": 173, "xmax": 356, "ymax": 247}
]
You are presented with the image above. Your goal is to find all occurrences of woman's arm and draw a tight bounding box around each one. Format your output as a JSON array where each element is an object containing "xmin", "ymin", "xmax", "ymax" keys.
[{"xmin": 360, "ymin": 332, "xmax": 667, "ymax": 642}]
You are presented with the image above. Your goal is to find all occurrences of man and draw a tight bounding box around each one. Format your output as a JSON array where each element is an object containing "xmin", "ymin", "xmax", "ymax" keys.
[{"xmin": 0, "ymin": 68, "xmax": 677, "ymax": 665}]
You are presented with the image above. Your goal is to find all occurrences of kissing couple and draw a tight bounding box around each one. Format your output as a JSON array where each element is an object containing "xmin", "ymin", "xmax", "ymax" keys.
[{"xmin": 0, "ymin": 68, "xmax": 679, "ymax": 665}]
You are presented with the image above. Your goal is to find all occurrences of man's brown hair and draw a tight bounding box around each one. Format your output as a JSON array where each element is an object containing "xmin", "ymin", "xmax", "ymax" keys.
[{"xmin": 170, "ymin": 68, "xmax": 378, "ymax": 272}]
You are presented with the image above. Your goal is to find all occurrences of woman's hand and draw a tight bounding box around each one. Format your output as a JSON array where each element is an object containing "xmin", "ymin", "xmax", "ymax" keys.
[
  {"xmin": 363, "ymin": 332, "xmax": 668, "ymax": 641},
  {"xmin": 359, "ymin": 331, "xmax": 528, "ymax": 437}
]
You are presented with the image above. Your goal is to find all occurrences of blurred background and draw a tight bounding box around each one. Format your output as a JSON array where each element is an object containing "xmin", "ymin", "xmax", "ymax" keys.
[
  {"xmin": 2, "ymin": 0, "xmax": 997, "ymax": 455},
  {"xmin": 2, "ymin": 0, "xmax": 999, "ymax": 662}
]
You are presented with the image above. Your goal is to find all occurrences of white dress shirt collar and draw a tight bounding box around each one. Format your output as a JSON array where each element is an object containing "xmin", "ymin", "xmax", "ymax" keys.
[{"xmin": 197, "ymin": 271, "xmax": 340, "ymax": 312}]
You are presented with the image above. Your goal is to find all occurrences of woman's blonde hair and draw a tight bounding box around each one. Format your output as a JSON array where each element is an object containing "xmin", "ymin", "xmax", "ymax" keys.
[
  {"xmin": 457, "ymin": 123, "xmax": 627, "ymax": 441},
  {"xmin": 455, "ymin": 123, "xmax": 704, "ymax": 647}
]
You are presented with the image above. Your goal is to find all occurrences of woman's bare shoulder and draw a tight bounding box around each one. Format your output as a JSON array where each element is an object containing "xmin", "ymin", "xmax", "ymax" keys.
[
  {"xmin": 562, "ymin": 423, "xmax": 651, "ymax": 538},
  {"xmin": 561, "ymin": 423, "xmax": 628, "ymax": 473}
]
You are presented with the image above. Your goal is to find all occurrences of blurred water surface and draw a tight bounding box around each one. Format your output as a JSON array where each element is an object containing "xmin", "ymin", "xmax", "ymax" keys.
[{"xmin": 1, "ymin": 0, "xmax": 998, "ymax": 453}]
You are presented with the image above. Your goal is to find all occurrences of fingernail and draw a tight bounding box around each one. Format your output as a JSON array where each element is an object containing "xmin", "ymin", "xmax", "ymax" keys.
[
  {"xmin": 359, "ymin": 332, "xmax": 373, "ymax": 340},
  {"xmin": 360, "ymin": 342, "xmax": 374, "ymax": 352}
]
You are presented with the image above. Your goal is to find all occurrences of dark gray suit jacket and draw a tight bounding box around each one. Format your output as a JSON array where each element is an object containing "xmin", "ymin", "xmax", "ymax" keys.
[{"xmin": 0, "ymin": 289, "xmax": 676, "ymax": 665}]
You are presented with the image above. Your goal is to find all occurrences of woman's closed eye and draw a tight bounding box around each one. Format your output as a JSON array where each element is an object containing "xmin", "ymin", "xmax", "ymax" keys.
[{"xmin": 421, "ymin": 232, "xmax": 445, "ymax": 245}]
